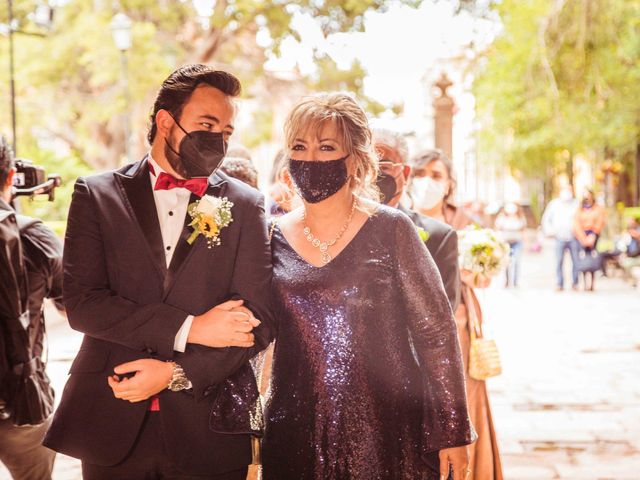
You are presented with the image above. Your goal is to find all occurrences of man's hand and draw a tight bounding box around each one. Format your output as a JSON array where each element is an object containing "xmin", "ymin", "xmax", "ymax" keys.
[
  {"xmin": 107, "ymin": 359, "xmax": 173, "ymax": 403},
  {"xmin": 439, "ymin": 445, "xmax": 470, "ymax": 480},
  {"xmin": 187, "ymin": 299, "xmax": 261, "ymax": 348}
]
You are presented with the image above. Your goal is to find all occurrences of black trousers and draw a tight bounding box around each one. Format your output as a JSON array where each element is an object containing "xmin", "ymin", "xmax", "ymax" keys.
[{"xmin": 82, "ymin": 412, "xmax": 248, "ymax": 480}]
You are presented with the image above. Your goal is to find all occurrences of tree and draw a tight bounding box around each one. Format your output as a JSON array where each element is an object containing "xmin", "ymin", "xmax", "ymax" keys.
[
  {"xmin": 1, "ymin": 0, "xmax": 419, "ymax": 221},
  {"xmin": 1, "ymin": 0, "xmax": 418, "ymax": 170},
  {"xmin": 473, "ymin": 0, "xmax": 640, "ymax": 206}
]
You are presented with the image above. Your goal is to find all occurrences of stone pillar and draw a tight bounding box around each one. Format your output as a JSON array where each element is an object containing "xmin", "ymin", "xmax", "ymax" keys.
[{"xmin": 433, "ymin": 72, "xmax": 455, "ymax": 159}]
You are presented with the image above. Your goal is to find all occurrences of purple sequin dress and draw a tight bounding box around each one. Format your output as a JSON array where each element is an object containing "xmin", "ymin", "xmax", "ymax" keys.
[{"xmin": 262, "ymin": 206, "xmax": 475, "ymax": 480}]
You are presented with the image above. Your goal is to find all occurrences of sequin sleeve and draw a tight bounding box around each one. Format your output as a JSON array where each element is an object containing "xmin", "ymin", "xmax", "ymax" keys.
[{"xmin": 393, "ymin": 213, "xmax": 477, "ymax": 454}]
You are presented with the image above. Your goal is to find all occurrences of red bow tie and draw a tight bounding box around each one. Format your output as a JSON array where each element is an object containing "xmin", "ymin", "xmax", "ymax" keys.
[{"xmin": 149, "ymin": 162, "xmax": 208, "ymax": 197}]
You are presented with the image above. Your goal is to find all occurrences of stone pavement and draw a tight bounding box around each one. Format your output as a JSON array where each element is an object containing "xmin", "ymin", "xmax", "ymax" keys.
[
  {"xmin": 1, "ymin": 239, "xmax": 638, "ymax": 480},
  {"xmin": 485, "ymin": 240, "xmax": 640, "ymax": 479}
]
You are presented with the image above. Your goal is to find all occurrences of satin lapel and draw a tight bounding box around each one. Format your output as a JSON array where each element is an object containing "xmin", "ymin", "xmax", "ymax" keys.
[
  {"xmin": 163, "ymin": 173, "xmax": 229, "ymax": 296},
  {"xmin": 115, "ymin": 158, "xmax": 167, "ymax": 279}
]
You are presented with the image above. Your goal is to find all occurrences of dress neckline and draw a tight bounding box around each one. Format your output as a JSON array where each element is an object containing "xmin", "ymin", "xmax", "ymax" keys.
[{"xmin": 274, "ymin": 214, "xmax": 374, "ymax": 269}]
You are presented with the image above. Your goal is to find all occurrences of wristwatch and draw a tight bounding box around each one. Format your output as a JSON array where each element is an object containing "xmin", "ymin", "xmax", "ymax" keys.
[{"xmin": 167, "ymin": 362, "xmax": 192, "ymax": 392}]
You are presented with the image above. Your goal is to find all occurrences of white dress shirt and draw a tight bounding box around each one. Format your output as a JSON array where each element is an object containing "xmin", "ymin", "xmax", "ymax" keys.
[{"xmin": 148, "ymin": 155, "xmax": 194, "ymax": 353}]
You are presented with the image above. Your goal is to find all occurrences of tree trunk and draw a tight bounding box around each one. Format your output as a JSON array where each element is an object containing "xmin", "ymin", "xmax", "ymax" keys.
[
  {"xmin": 567, "ymin": 151, "xmax": 575, "ymax": 194},
  {"xmin": 636, "ymin": 142, "xmax": 640, "ymax": 206}
]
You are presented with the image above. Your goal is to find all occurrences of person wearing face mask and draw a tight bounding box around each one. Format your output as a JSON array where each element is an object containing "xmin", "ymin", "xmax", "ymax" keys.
[
  {"xmin": 572, "ymin": 188, "xmax": 607, "ymax": 291},
  {"xmin": 541, "ymin": 186, "xmax": 580, "ymax": 291},
  {"xmin": 44, "ymin": 65, "xmax": 274, "ymax": 479},
  {"xmin": 410, "ymin": 149, "xmax": 504, "ymax": 480},
  {"xmin": 495, "ymin": 202, "xmax": 526, "ymax": 288},
  {"xmin": 262, "ymin": 93, "xmax": 475, "ymax": 480},
  {"xmin": 372, "ymin": 127, "xmax": 460, "ymax": 311}
]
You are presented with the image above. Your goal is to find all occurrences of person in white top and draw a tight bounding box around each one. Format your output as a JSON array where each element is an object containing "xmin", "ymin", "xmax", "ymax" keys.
[
  {"xmin": 541, "ymin": 187, "xmax": 580, "ymax": 290},
  {"xmin": 495, "ymin": 202, "xmax": 526, "ymax": 288}
]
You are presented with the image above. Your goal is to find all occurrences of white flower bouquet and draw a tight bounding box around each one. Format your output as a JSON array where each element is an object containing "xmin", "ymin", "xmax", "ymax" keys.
[{"xmin": 458, "ymin": 226, "xmax": 510, "ymax": 278}]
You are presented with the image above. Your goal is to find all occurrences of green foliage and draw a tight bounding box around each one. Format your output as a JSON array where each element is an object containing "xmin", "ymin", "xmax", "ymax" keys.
[
  {"xmin": 241, "ymin": 108, "xmax": 273, "ymax": 149},
  {"xmin": 474, "ymin": 0, "xmax": 640, "ymax": 200},
  {"xmin": 15, "ymin": 143, "xmax": 92, "ymax": 227},
  {"xmin": 308, "ymin": 55, "xmax": 388, "ymax": 115},
  {"xmin": 2, "ymin": 0, "xmax": 421, "ymax": 225}
]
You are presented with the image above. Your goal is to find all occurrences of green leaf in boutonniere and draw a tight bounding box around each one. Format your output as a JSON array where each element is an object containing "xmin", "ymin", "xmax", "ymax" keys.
[
  {"xmin": 417, "ymin": 226, "xmax": 430, "ymax": 242},
  {"xmin": 186, "ymin": 195, "xmax": 234, "ymax": 248}
]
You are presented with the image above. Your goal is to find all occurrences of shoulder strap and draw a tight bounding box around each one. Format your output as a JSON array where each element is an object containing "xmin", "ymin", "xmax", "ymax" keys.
[
  {"xmin": 0, "ymin": 209, "xmax": 15, "ymax": 223},
  {"xmin": 15, "ymin": 214, "xmax": 41, "ymax": 234},
  {"xmin": 463, "ymin": 285, "xmax": 484, "ymax": 340}
]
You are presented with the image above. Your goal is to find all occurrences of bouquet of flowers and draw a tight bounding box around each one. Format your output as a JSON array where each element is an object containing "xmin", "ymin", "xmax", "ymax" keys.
[{"xmin": 458, "ymin": 226, "xmax": 510, "ymax": 278}]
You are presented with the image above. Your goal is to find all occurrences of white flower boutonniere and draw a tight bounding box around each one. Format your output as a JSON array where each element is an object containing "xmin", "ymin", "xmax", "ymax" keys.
[{"xmin": 187, "ymin": 195, "xmax": 234, "ymax": 248}]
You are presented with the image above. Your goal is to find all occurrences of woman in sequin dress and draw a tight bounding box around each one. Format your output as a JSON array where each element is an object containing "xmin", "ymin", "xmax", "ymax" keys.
[
  {"xmin": 261, "ymin": 93, "xmax": 476, "ymax": 480},
  {"xmin": 410, "ymin": 149, "xmax": 504, "ymax": 480}
]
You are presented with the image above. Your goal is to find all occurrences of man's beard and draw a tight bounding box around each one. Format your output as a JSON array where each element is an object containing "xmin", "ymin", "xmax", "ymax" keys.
[{"xmin": 164, "ymin": 126, "xmax": 189, "ymax": 178}]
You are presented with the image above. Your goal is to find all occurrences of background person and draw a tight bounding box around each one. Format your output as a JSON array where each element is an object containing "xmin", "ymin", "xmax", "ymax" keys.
[
  {"xmin": 267, "ymin": 149, "xmax": 300, "ymax": 216},
  {"xmin": 495, "ymin": 202, "xmax": 526, "ymax": 288},
  {"xmin": 220, "ymin": 156, "xmax": 259, "ymax": 189},
  {"xmin": 0, "ymin": 136, "xmax": 62, "ymax": 480},
  {"xmin": 541, "ymin": 186, "xmax": 580, "ymax": 291},
  {"xmin": 411, "ymin": 148, "xmax": 504, "ymax": 480},
  {"xmin": 573, "ymin": 188, "xmax": 607, "ymax": 291},
  {"xmin": 372, "ymin": 127, "xmax": 460, "ymax": 311}
]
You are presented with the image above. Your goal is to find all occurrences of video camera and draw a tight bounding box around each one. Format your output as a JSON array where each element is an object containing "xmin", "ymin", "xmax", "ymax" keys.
[{"xmin": 11, "ymin": 159, "xmax": 61, "ymax": 201}]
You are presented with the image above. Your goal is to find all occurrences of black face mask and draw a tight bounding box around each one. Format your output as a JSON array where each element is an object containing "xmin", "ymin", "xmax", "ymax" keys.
[
  {"xmin": 376, "ymin": 171, "xmax": 402, "ymax": 205},
  {"xmin": 288, "ymin": 157, "xmax": 349, "ymax": 204},
  {"xmin": 164, "ymin": 115, "xmax": 228, "ymax": 179}
]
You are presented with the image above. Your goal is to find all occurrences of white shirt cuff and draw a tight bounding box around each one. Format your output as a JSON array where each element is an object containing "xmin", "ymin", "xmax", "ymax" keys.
[{"xmin": 173, "ymin": 315, "xmax": 194, "ymax": 353}]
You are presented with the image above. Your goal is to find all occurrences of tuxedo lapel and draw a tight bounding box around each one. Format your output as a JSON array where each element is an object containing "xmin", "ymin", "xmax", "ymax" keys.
[
  {"xmin": 115, "ymin": 157, "xmax": 167, "ymax": 279},
  {"xmin": 163, "ymin": 172, "xmax": 229, "ymax": 296}
]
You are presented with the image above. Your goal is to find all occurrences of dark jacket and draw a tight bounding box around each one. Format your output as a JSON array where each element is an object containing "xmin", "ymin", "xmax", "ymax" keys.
[
  {"xmin": 0, "ymin": 198, "xmax": 62, "ymax": 396},
  {"xmin": 399, "ymin": 205, "xmax": 460, "ymax": 312},
  {"xmin": 43, "ymin": 158, "xmax": 274, "ymax": 474}
]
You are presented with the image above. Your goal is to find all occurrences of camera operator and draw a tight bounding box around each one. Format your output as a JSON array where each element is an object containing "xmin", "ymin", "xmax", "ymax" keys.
[{"xmin": 0, "ymin": 136, "xmax": 62, "ymax": 480}]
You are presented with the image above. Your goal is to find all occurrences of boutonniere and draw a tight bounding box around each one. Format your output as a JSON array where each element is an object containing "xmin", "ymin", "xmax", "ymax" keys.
[
  {"xmin": 187, "ymin": 194, "xmax": 234, "ymax": 248},
  {"xmin": 417, "ymin": 226, "xmax": 430, "ymax": 242}
]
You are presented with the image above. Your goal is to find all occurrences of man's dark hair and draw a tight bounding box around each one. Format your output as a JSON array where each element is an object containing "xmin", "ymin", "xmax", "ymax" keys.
[
  {"xmin": 147, "ymin": 64, "xmax": 241, "ymax": 145},
  {"xmin": 0, "ymin": 136, "xmax": 15, "ymax": 189}
]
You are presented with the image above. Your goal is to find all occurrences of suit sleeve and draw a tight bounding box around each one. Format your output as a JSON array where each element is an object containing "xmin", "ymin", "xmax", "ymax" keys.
[
  {"xmin": 63, "ymin": 177, "xmax": 188, "ymax": 358},
  {"xmin": 177, "ymin": 193, "xmax": 275, "ymax": 400},
  {"xmin": 431, "ymin": 228, "xmax": 461, "ymax": 312}
]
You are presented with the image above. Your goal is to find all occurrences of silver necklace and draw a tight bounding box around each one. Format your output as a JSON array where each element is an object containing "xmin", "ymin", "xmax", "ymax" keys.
[{"xmin": 302, "ymin": 198, "xmax": 358, "ymax": 264}]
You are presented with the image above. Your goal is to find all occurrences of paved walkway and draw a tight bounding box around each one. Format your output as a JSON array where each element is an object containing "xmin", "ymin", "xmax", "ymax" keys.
[
  {"xmin": 487, "ymin": 240, "xmax": 640, "ymax": 479},
  {"xmin": 1, "ymin": 239, "xmax": 638, "ymax": 479}
]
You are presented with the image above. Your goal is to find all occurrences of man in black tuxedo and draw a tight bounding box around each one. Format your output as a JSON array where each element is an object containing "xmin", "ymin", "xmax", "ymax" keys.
[
  {"xmin": 373, "ymin": 128, "xmax": 460, "ymax": 311},
  {"xmin": 44, "ymin": 65, "xmax": 273, "ymax": 479}
]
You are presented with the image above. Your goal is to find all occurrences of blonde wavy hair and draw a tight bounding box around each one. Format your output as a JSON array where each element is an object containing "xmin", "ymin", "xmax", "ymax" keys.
[{"xmin": 283, "ymin": 92, "xmax": 380, "ymax": 204}]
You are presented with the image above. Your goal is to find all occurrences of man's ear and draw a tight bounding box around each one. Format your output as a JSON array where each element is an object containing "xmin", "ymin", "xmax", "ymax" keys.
[
  {"xmin": 5, "ymin": 168, "xmax": 15, "ymax": 190},
  {"xmin": 402, "ymin": 164, "xmax": 411, "ymax": 181},
  {"xmin": 155, "ymin": 109, "xmax": 174, "ymax": 140}
]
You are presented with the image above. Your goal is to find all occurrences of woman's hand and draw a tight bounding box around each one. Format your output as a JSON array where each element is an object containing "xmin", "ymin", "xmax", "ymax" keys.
[
  {"xmin": 461, "ymin": 269, "xmax": 491, "ymax": 289},
  {"xmin": 439, "ymin": 445, "xmax": 470, "ymax": 480},
  {"xmin": 107, "ymin": 359, "xmax": 174, "ymax": 403}
]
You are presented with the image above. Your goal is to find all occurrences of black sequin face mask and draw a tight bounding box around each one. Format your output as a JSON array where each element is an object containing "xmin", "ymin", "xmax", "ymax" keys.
[{"xmin": 288, "ymin": 157, "xmax": 349, "ymax": 204}]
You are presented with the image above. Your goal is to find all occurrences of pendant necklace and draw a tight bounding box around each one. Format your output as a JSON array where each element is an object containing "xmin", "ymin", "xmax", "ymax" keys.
[{"xmin": 302, "ymin": 197, "xmax": 358, "ymax": 264}]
